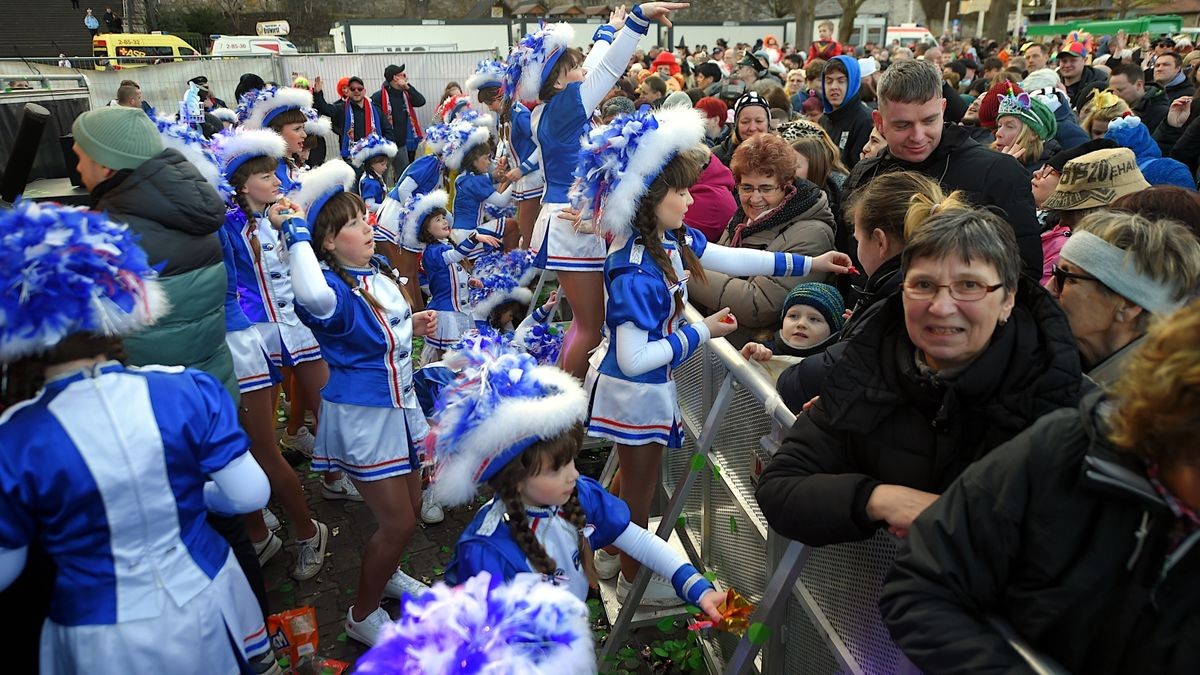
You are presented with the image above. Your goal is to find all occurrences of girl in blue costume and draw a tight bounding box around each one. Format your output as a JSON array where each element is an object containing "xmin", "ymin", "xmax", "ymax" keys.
[
  {"xmin": 0, "ymin": 201, "xmax": 276, "ymax": 675},
  {"xmin": 430, "ymin": 338, "xmax": 726, "ymax": 623},
  {"xmin": 349, "ymin": 133, "xmax": 398, "ymax": 219},
  {"xmin": 573, "ymin": 106, "xmax": 851, "ymax": 603},
  {"xmin": 509, "ymin": 2, "xmax": 690, "ymax": 378},
  {"xmin": 209, "ymin": 128, "xmax": 331, "ymax": 579},
  {"xmin": 273, "ymin": 160, "xmax": 440, "ymax": 646},
  {"xmin": 446, "ymin": 123, "xmax": 514, "ymax": 249},
  {"xmin": 396, "ymin": 188, "xmax": 502, "ymax": 366},
  {"xmin": 468, "ymin": 58, "xmax": 525, "ymax": 251},
  {"xmin": 238, "ymin": 86, "xmax": 324, "ymax": 192}
]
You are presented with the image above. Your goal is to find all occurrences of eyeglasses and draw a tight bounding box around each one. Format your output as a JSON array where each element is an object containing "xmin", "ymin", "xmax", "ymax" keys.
[
  {"xmin": 1032, "ymin": 164, "xmax": 1060, "ymax": 180},
  {"xmin": 902, "ymin": 279, "xmax": 1004, "ymax": 301},
  {"xmin": 737, "ymin": 184, "xmax": 781, "ymax": 196},
  {"xmin": 1050, "ymin": 264, "xmax": 1100, "ymax": 291},
  {"xmin": 348, "ymin": 86, "xmax": 365, "ymax": 92}
]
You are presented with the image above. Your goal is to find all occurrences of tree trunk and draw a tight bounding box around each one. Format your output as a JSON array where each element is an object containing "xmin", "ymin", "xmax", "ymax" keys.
[
  {"xmin": 982, "ymin": 0, "xmax": 1013, "ymax": 41},
  {"xmin": 792, "ymin": 0, "xmax": 816, "ymax": 49},
  {"xmin": 919, "ymin": 0, "xmax": 957, "ymax": 35},
  {"xmin": 838, "ymin": 0, "xmax": 864, "ymax": 45}
]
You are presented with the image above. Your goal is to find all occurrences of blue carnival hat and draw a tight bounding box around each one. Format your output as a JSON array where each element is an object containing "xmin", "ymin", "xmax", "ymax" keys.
[
  {"xmin": 465, "ymin": 59, "xmax": 509, "ymax": 107},
  {"xmin": 571, "ymin": 105, "xmax": 706, "ymax": 239},
  {"xmin": 442, "ymin": 121, "xmax": 493, "ymax": 171},
  {"xmin": 428, "ymin": 335, "xmax": 587, "ymax": 506},
  {"xmin": 356, "ymin": 571, "xmax": 593, "ymax": 675},
  {"xmin": 1138, "ymin": 157, "xmax": 1196, "ymax": 189},
  {"xmin": 210, "ymin": 127, "xmax": 287, "ymax": 179},
  {"xmin": 303, "ymin": 107, "xmax": 332, "ymax": 137},
  {"xmin": 0, "ymin": 201, "xmax": 169, "ymax": 361},
  {"xmin": 508, "ymin": 22, "xmax": 576, "ymax": 102},
  {"xmin": 469, "ymin": 250, "xmax": 536, "ymax": 319},
  {"xmin": 290, "ymin": 159, "xmax": 356, "ymax": 226},
  {"xmin": 154, "ymin": 116, "xmax": 233, "ymax": 201},
  {"xmin": 237, "ymin": 86, "xmax": 316, "ymax": 130},
  {"xmin": 423, "ymin": 123, "xmax": 456, "ymax": 154},
  {"xmin": 349, "ymin": 133, "xmax": 399, "ymax": 168},
  {"xmin": 395, "ymin": 189, "xmax": 450, "ymax": 253}
]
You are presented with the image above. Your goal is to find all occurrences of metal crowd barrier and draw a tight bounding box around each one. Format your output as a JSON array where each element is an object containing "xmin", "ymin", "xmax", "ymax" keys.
[{"xmin": 600, "ymin": 304, "xmax": 1070, "ymax": 675}]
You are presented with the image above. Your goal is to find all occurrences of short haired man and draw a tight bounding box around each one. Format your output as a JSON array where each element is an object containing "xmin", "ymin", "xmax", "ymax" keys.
[
  {"xmin": 820, "ymin": 56, "xmax": 874, "ymax": 168},
  {"xmin": 637, "ymin": 74, "xmax": 668, "ymax": 108},
  {"xmin": 1152, "ymin": 51, "xmax": 1195, "ymax": 103},
  {"xmin": 693, "ymin": 61, "xmax": 723, "ymax": 97},
  {"xmin": 1057, "ymin": 42, "xmax": 1109, "ymax": 111},
  {"xmin": 1024, "ymin": 43, "xmax": 1048, "ymax": 72},
  {"xmin": 845, "ymin": 60, "xmax": 1043, "ymax": 279},
  {"xmin": 1109, "ymin": 62, "xmax": 1168, "ymax": 132},
  {"xmin": 116, "ymin": 83, "xmax": 142, "ymax": 109}
]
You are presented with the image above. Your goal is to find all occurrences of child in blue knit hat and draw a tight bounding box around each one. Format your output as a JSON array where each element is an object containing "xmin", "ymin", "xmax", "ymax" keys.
[{"xmin": 742, "ymin": 282, "xmax": 846, "ymax": 360}]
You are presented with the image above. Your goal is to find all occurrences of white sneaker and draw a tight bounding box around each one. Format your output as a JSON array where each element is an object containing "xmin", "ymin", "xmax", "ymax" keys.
[
  {"xmin": 383, "ymin": 568, "xmax": 430, "ymax": 600},
  {"xmin": 279, "ymin": 426, "xmax": 315, "ymax": 458},
  {"xmin": 321, "ymin": 474, "xmax": 364, "ymax": 502},
  {"xmin": 252, "ymin": 532, "xmax": 282, "ymax": 566},
  {"xmin": 345, "ymin": 605, "xmax": 391, "ymax": 646},
  {"xmin": 420, "ymin": 491, "xmax": 445, "ymax": 524},
  {"xmin": 594, "ymin": 549, "xmax": 621, "ymax": 580},
  {"xmin": 616, "ymin": 572, "xmax": 684, "ymax": 608},
  {"xmin": 291, "ymin": 520, "xmax": 328, "ymax": 581},
  {"xmin": 261, "ymin": 507, "xmax": 281, "ymax": 532}
]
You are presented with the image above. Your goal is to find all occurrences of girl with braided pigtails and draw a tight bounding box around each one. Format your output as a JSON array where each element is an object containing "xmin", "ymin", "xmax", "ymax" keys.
[
  {"xmin": 432, "ymin": 339, "xmax": 724, "ymax": 622},
  {"xmin": 271, "ymin": 160, "xmax": 440, "ymax": 646},
  {"xmin": 574, "ymin": 106, "xmax": 852, "ymax": 606}
]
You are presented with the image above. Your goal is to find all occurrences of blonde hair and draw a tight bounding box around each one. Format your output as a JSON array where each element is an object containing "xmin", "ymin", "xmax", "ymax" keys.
[
  {"xmin": 991, "ymin": 122, "xmax": 1044, "ymax": 167},
  {"xmin": 1079, "ymin": 92, "xmax": 1131, "ymax": 136},
  {"xmin": 902, "ymin": 189, "xmax": 972, "ymax": 239},
  {"xmin": 846, "ymin": 171, "xmax": 948, "ymax": 246},
  {"xmin": 790, "ymin": 133, "xmax": 848, "ymax": 186},
  {"xmin": 1108, "ymin": 299, "xmax": 1200, "ymax": 466}
]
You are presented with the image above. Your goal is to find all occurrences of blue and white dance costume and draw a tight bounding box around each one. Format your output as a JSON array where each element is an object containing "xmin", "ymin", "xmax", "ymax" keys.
[
  {"xmin": 0, "ymin": 363, "xmax": 272, "ymax": 674},
  {"xmin": 358, "ymin": 170, "xmax": 387, "ymax": 217},
  {"xmin": 453, "ymin": 170, "xmax": 513, "ymax": 239},
  {"xmin": 221, "ymin": 208, "xmax": 324, "ymax": 367},
  {"xmin": 529, "ymin": 18, "xmax": 642, "ymax": 272},
  {"xmin": 423, "ymin": 234, "xmax": 489, "ymax": 352},
  {"xmin": 276, "ymin": 158, "xmax": 299, "ymax": 193},
  {"xmin": 376, "ymin": 156, "xmax": 443, "ymax": 245},
  {"xmin": 586, "ymin": 227, "xmax": 816, "ymax": 447},
  {"xmin": 218, "ymin": 227, "xmax": 282, "ymax": 394},
  {"xmin": 447, "ymin": 476, "xmax": 714, "ymax": 605},
  {"xmin": 510, "ymin": 102, "xmax": 544, "ymax": 201},
  {"xmin": 281, "ymin": 218, "xmax": 429, "ymax": 481}
]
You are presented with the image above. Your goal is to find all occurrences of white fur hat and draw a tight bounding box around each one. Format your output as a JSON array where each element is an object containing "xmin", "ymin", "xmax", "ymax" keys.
[
  {"xmin": 396, "ymin": 189, "xmax": 449, "ymax": 253},
  {"xmin": 290, "ymin": 159, "xmax": 356, "ymax": 225},
  {"xmin": 509, "ymin": 22, "xmax": 576, "ymax": 102},
  {"xmin": 238, "ymin": 86, "xmax": 314, "ymax": 130}
]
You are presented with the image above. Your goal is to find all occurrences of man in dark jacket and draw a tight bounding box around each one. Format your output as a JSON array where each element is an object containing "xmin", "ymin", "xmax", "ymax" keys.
[
  {"xmin": 1153, "ymin": 51, "xmax": 1194, "ymax": 104},
  {"xmin": 1109, "ymin": 62, "xmax": 1168, "ymax": 133},
  {"xmin": 881, "ymin": 334, "xmax": 1200, "ymax": 675},
  {"xmin": 846, "ymin": 60, "xmax": 1044, "ymax": 278},
  {"xmin": 370, "ymin": 64, "xmax": 427, "ymax": 177},
  {"xmin": 1057, "ymin": 42, "xmax": 1108, "ymax": 111},
  {"xmin": 819, "ymin": 55, "xmax": 873, "ymax": 169},
  {"xmin": 335, "ymin": 75, "xmax": 388, "ymax": 160},
  {"xmin": 755, "ymin": 275, "xmax": 1081, "ymax": 547}
]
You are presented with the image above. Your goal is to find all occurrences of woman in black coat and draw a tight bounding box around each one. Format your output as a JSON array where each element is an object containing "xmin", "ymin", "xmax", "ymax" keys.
[{"xmin": 756, "ymin": 206, "xmax": 1081, "ymax": 546}]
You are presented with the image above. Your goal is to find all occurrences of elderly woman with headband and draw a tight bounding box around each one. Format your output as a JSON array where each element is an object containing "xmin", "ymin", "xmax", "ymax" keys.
[{"xmin": 1046, "ymin": 209, "xmax": 1200, "ymax": 386}]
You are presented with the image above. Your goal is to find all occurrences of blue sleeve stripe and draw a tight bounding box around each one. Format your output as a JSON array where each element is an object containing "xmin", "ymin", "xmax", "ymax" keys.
[
  {"xmin": 519, "ymin": 159, "xmax": 538, "ymax": 174},
  {"xmin": 593, "ymin": 25, "xmax": 616, "ymax": 43},
  {"xmin": 626, "ymin": 7, "xmax": 650, "ymax": 34},
  {"xmin": 670, "ymin": 325, "xmax": 703, "ymax": 367},
  {"xmin": 453, "ymin": 238, "xmax": 476, "ymax": 255},
  {"xmin": 532, "ymin": 306, "xmax": 550, "ymax": 323},
  {"xmin": 773, "ymin": 253, "xmax": 810, "ymax": 276},
  {"xmin": 666, "ymin": 331, "xmax": 688, "ymax": 364},
  {"xmin": 671, "ymin": 565, "xmax": 714, "ymax": 605}
]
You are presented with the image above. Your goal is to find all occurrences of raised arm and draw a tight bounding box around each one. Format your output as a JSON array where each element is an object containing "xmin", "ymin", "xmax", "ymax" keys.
[{"xmin": 275, "ymin": 207, "xmax": 339, "ymax": 320}]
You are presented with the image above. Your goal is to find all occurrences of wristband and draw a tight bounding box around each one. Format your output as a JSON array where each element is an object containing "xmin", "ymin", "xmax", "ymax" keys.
[
  {"xmin": 627, "ymin": 5, "xmax": 650, "ymax": 34},
  {"xmin": 281, "ymin": 217, "xmax": 311, "ymax": 249},
  {"xmin": 593, "ymin": 25, "xmax": 615, "ymax": 44}
]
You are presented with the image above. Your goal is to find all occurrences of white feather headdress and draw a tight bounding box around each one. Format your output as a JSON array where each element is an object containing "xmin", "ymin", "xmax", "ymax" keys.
[{"xmin": 290, "ymin": 160, "xmax": 356, "ymax": 224}]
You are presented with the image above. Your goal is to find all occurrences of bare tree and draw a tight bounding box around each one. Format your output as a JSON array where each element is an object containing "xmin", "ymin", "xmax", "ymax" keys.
[
  {"xmin": 792, "ymin": 0, "xmax": 816, "ymax": 49},
  {"xmin": 919, "ymin": 0, "xmax": 957, "ymax": 35},
  {"xmin": 836, "ymin": 0, "xmax": 868, "ymax": 45},
  {"xmin": 982, "ymin": 0, "xmax": 1013, "ymax": 41},
  {"xmin": 1111, "ymin": 0, "xmax": 1156, "ymax": 18}
]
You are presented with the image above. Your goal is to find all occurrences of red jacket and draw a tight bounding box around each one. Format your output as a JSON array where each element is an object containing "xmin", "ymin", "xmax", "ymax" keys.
[{"xmin": 808, "ymin": 39, "xmax": 842, "ymax": 61}]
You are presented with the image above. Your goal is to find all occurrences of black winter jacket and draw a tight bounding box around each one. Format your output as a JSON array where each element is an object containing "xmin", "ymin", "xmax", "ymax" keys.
[
  {"xmin": 881, "ymin": 391, "xmax": 1200, "ymax": 674},
  {"xmin": 370, "ymin": 83, "xmax": 427, "ymax": 146},
  {"xmin": 845, "ymin": 124, "xmax": 1043, "ymax": 279},
  {"xmin": 820, "ymin": 91, "xmax": 873, "ymax": 170},
  {"xmin": 1065, "ymin": 65, "xmax": 1109, "ymax": 111},
  {"xmin": 1135, "ymin": 83, "xmax": 1170, "ymax": 135},
  {"xmin": 755, "ymin": 277, "xmax": 1081, "ymax": 546}
]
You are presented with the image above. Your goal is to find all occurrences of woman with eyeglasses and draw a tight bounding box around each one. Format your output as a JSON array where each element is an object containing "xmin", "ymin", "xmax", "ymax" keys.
[
  {"xmin": 1045, "ymin": 209, "xmax": 1200, "ymax": 387},
  {"xmin": 757, "ymin": 203, "xmax": 1082, "ymax": 547},
  {"xmin": 688, "ymin": 132, "xmax": 837, "ymax": 332}
]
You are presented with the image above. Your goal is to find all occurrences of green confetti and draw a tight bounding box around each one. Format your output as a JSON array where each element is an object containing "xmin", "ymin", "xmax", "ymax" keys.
[
  {"xmin": 440, "ymin": 545, "xmax": 451, "ymax": 554},
  {"xmin": 710, "ymin": 462, "xmax": 722, "ymax": 479},
  {"xmin": 432, "ymin": 566, "xmax": 444, "ymax": 575},
  {"xmin": 689, "ymin": 454, "xmax": 706, "ymax": 471},
  {"xmin": 748, "ymin": 622, "xmax": 771, "ymax": 645},
  {"xmin": 336, "ymin": 631, "xmax": 348, "ymax": 643},
  {"xmin": 729, "ymin": 515, "xmax": 738, "ymax": 534},
  {"xmin": 703, "ymin": 571, "xmax": 717, "ymax": 582},
  {"xmin": 656, "ymin": 617, "xmax": 676, "ymax": 632},
  {"xmin": 675, "ymin": 515, "xmax": 687, "ymax": 529},
  {"xmin": 306, "ymin": 473, "xmax": 319, "ymax": 479}
]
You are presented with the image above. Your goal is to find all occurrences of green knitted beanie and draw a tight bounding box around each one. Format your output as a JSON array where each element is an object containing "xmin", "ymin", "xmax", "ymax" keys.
[{"xmin": 71, "ymin": 106, "xmax": 163, "ymax": 171}]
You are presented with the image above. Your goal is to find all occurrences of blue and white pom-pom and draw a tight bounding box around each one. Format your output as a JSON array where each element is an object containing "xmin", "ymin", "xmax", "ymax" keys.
[
  {"xmin": 289, "ymin": 159, "xmax": 356, "ymax": 224},
  {"xmin": 466, "ymin": 59, "xmax": 508, "ymax": 109},
  {"xmin": 484, "ymin": 201, "xmax": 517, "ymax": 221},
  {"xmin": 349, "ymin": 133, "xmax": 400, "ymax": 168},
  {"xmin": 210, "ymin": 107, "xmax": 239, "ymax": 125},
  {"xmin": 304, "ymin": 107, "xmax": 333, "ymax": 137},
  {"xmin": 428, "ymin": 334, "xmax": 587, "ymax": 507},
  {"xmin": 469, "ymin": 251, "xmax": 535, "ymax": 318},
  {"xmin": 397, "ymin": 189, "xmax": 450, "ymax": 252},
  {"xmin": 515, "ymin": 322, "xmax": 565, "ymax": 367},
  {"xmin": 0, "ymin": 201, "xmax": 169, "ymax": 361},
  {"xmin": 508, "ymin": 22, "xmax": 576, "ymax": 103},
  {"xmin": 356, "ymin": 571, "xmax": 593, "ymax": 675},
  {"xmin": 155, "ymin": 116, "xmax": 234, "ymax": 200},
  {"xmin": 423, "ymin": 123, "xmax": 456, "ymax": 154},
  {"xmin": 210, "ymin": 127, "xmax": 287, "ymax": 178},
  {"xmin": 237, "ymin": 86, "xmax": 315, "ymax": 130},
  {"xmin": 570, "ymin": 105, "xmax": 706, "ymax": 240},
  {"xmin": 442, "ymin": 121, "xmax": 493, "ymax": 171}
]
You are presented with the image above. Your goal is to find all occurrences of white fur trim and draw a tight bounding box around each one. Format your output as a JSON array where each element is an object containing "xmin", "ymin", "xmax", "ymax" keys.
[
  {"xmin": 290, "ymin": 160, "xmax": 356, "ymax": 218},
  {"xmin": 305, "ymin": 114, "xmax": 332, "ymax": 137},
  {"xmin": 212, "ymin": 129, "xmax": 287, "ymax": 174},
  {"xmin": 597, "ymin": 106, "xmax": 706, "ymax": 240},
  {"xmin": 429, "ymin": 365, "xmax": 587, "ymax": 507},
  {"xmin": 210, "ymin": 107, "xmax": 238, "ymax": 123},
  {"xmin": 473, "ymin": 286, "xmax": 533, "ymax": 321},
  {"xmin": 154, "ymin": 118, "xmax": 223, "ymax": 193},
  {"xmin": 518, "ymin": 23, "xmax": 576, "ymax": 102},
  {"xmin": 444, "ymin": 125, "xmax": 493, "ymax": 171},
  {"xmin": 349, "ymin": 136, "xmax": 399, "ymax": 168},
  {"xmin": 241, "ymin": 87, "xmax": 313, "ymax": 131},
  {"xmin": 400, "ymin": 189, "xmax": 449, "ymax": 251}
]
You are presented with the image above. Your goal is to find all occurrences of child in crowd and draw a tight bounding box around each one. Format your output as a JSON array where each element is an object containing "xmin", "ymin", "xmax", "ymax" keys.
[
  {"xmin": 741, "ymin": 282, "xmax": 846, "ymax": 360},
  {"xmin": 349, "ymin": 133, "xmax": 398, "ymax": 217},
  {"xmin": 274, "ymin": 160, "xmax": 439, "ymax": 646},
  {"xmin": 574, "ymin": 106, "xmax": 851, "ymax": 605},
  {"xmin": 238, "ymin": 86, "xmax": 321, "ymax": 191},
  {"xmin": 446, "ymin": 124, "xmax": 513, "ymax": 247},
  {"xmin": 0, "ymin": 201, "xmax": 276, "ymax": 674},
  {"xmin": 468, "ymin": 59, "xmax": 527, "ymax": 250},
  {"xmin": 431, "ymin": 339, "xmax": 725, "ymax": 622}
]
